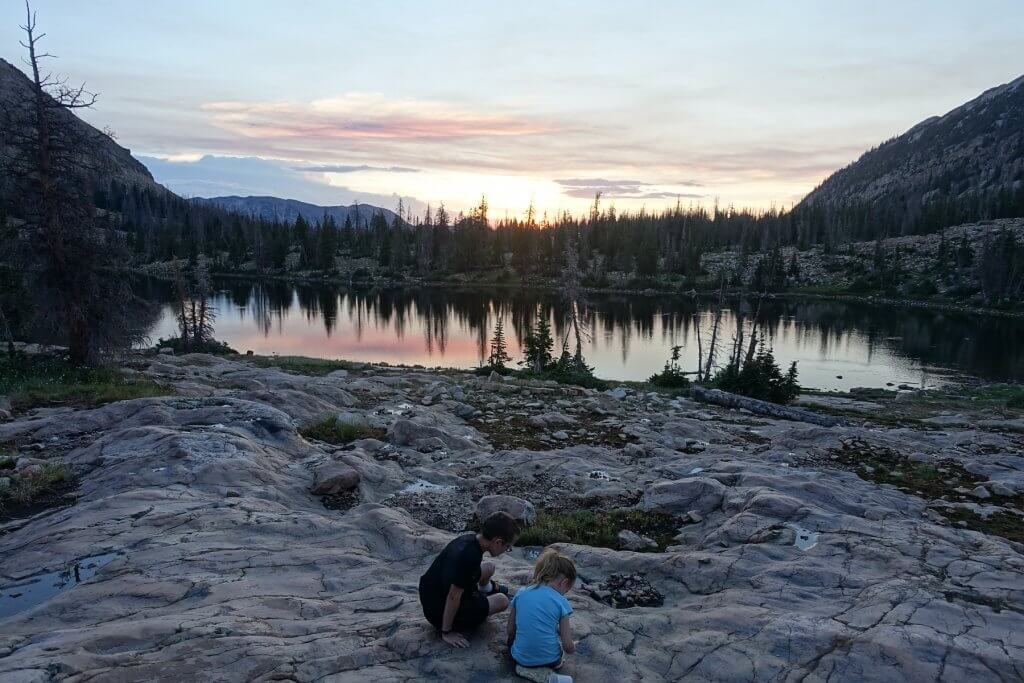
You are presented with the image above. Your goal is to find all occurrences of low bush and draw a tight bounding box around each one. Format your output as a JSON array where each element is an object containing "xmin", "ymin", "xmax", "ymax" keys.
[
  {"xmin": 648, "ymin": 345, "xmax": 690, "ymax": 389},
  {"xmin": 713, "ymin": 343, "xmax": 800, "ymax": 404},
  {"xmin": 156, "ymin": 336, "xmax": 237, "ymax": 356},
  {"xmin": 300, "ymin": 415, "xmax": 380, "ymax": 445}
]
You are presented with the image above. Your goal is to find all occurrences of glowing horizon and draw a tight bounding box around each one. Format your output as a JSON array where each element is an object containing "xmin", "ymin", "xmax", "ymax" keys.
[{"xmin": 3, "ymin": 1, "xmax": 1021, "ymax": 217}]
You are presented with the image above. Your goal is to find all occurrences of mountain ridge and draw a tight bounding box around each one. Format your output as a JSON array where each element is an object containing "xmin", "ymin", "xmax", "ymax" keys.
[
  {"xmin": 193, "ymin": 195, "xmax": 399, "ymax": 227},
  {"xmin": 800, "ymin": 73, "xmax": 1024, "ymax": 221}
]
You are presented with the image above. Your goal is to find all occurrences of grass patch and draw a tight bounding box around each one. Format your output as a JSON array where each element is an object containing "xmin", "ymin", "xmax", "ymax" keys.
[
  {"xmin": 300, "ymin": 415, "xmax": 382, "ymax": 445},
  {"xmin": 903, "ymin": 384, "xmax": 1024, "ymax": 415},
  {"xmin": 0, "ymin": 353, "xmax": 170, "ymax": 412},
  {"xmin": 514, "ymin": 509, "xmax": 680, "ymax": 551},
  {"xmin": 247, "ymin": 355, "xmax": 359, "ymax": 376},
  {"xmin": 826, "ymin": 438, "xmax": 1024, "ymax": 543},
  {"xmin": 0, "ymin": 463, "xmax": 75, "ymax": 519}
]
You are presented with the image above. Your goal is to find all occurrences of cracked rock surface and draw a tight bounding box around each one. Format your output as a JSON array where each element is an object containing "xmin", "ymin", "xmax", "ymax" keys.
[{"xmin": 1, "ymin": 354, "xmax": 1023, "ymax": 682}]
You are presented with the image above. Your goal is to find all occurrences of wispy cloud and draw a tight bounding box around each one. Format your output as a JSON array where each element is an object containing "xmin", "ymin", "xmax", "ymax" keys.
[
  {"xmin": 556, "ymin": 177, "xmax": 704, "ymax": 200},
  {"xmin": 294, "ymin": 164, "xmax": 420, "ymax": 174}
]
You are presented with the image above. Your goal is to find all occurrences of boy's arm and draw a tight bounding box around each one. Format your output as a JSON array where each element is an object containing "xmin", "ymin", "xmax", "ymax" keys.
[
  {"xmin": 505, "ymin": 604, "xmax": 517, "ymax": 648},
  {"xmin": 441, "ymin": 585, "xmax": 469, "ymax": 648},
  {"xmin": 559, "ymin": 615, "xmax": 575, "ymax": 654}
]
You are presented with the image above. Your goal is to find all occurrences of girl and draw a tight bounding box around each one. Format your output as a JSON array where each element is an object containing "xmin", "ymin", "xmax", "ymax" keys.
[{"xmin": 507, "ymin": 549, "xmax": 577, "ymax": 674}]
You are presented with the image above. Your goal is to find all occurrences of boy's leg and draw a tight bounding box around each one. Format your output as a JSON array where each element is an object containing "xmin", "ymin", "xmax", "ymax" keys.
[{"xmin": 487, "ymin": 593, "xmax": 509, "ymax": 615}]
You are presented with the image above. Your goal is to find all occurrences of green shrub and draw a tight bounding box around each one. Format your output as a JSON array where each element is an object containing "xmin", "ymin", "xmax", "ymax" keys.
[
  {"xmin": 649, "ymin": 345, "xmax": 691, "ymax": 389},
  {"xmin": 713, "ymin": 343, "xmax": 800, "ymax": 404},
  {"xmin": 247, "ymin": 355, "xmax": 357, "ymax": 376}
]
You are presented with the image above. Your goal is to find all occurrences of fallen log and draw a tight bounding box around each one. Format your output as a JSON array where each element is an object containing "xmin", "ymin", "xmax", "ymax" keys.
[{"xmin": 691, "ymin": 386, "xmax": 841, "ymax": 427}]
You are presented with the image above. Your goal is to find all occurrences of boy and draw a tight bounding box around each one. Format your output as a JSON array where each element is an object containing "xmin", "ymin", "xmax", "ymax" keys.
[{"xmin": 418, "ymin": 511, "xmax": 518, "ymax": 647}]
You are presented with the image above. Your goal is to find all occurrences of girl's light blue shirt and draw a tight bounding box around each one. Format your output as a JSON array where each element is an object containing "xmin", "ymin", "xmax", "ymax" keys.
[{"xmin": 511, "ymin": 584, "xmax": 573, "ymax": 667}]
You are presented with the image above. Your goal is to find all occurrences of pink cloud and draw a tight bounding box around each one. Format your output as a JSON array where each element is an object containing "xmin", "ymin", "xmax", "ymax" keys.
[{"xmin": 202, "ymin": 93, "xmax": 555, "ymax": 141}]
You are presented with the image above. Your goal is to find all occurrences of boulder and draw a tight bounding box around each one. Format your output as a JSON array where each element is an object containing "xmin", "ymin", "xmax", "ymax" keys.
[
  {"xmin": 387, "ymin": 419, "xmax": 475, "ymax": 451},
  {"xmin": 310, "ymin": 461, "xmax": 360, "ymax": 495},
  {"xmin": 617, "ymin": 529, "xmax": 658, "ymax": 551},
  {"xmin": 488, "ymin": 371, "xmax": 503, "ymax": 383},
  {"xmin": 607, "ymin": 387, "xmax": 629, "ymax": 400},
  {"xmin": 641, "ymin": 477, "xmax": 726, "ymax": 515},
  {"xmin": 475, "ymin": 494, "xmax": 536, "ymax": 529}
]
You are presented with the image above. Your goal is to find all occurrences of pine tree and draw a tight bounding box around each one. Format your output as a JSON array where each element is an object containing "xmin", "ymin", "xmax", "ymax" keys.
[
  {"xmin": 521, "ymin": 312, "xmax": 554, "ymax": 372},
  {"xmin": 487, "ymin": 317, "xmax": 511, "ymax": 369}
]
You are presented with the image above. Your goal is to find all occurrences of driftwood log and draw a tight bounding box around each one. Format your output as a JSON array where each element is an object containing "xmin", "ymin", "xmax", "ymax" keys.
[{"xmin": 691, "ymin": 386, "xmax": 841, "ymax": 427}]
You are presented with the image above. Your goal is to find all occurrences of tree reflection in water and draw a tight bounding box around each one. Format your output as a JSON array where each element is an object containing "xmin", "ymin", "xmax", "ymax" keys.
[{"xmin": 137, "ymin": 278, "xmax": 1024, "ymax": 390}]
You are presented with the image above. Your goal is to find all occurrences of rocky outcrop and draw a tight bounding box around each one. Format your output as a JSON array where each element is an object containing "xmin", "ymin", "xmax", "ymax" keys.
[{"xmin": 0, "ymin": 353, "xmax": 1022, "ymax": 681}]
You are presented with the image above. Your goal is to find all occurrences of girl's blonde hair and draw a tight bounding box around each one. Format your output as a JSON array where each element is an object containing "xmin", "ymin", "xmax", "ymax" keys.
[{"xmin": 533, "ymin": 548, "xmax": 577, "ymax": 585}]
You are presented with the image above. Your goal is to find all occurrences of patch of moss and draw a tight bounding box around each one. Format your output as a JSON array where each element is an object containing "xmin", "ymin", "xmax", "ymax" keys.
[
  {"xmin": 247, "ymin": 355, "xmax": 358, "ymax": 376},
  {"xmin": 0, "ymin": 463, "xmax": 75, "ymax": 519},
  {"xmin": 939, "ymin": 507, "xmax": 1024, "ymax": 544},
  {"xmin": 514, "ymin": 509, "xmax": 680, "ymax": 551},
  {"xmin": 300, "ymin": 415, "xmax": 382, "ymax": 445}
]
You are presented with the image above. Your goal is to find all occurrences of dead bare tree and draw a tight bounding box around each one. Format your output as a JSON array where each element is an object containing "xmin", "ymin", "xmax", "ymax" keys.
[
  {"xmin": 0, "ymin": 2, "xmax": 146, "ymax": 363},
  {"xmin": 558, "ymin": 240, "xmax": 592, "ymax": 372}
]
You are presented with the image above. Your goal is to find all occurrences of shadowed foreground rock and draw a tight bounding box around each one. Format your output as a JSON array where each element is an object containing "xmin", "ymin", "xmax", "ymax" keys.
[{"xmin": 0, "ymin": 354, "xmax": 1022, "ymax": 681}]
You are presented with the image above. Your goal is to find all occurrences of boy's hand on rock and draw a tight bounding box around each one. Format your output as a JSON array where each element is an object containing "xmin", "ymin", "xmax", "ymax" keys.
[{"xmin": 442, "ymin": 632, "xmax": 469, "ymax": 648}]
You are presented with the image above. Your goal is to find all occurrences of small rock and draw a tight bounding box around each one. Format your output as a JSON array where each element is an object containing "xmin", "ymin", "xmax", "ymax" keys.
[
  {"xmin": 158, "ymin": 347, "xmax": 174, "ymax": 355},
  {"xmin": 686, "ymin": 510, "xmax": 703, "ymax": 523},
  {"xmin": 311, "ymin": 462, "xmax": 361, "ymax": 495},
  {"xmin": 551, "ymin": 430, "xmax": 569, "ymax": 441},
  {"xmin": 617, "ymin": 529, "xmax": 658, "ymax": 551},
  {"xmin": 488, "ymin": 371, "xmax": 503, "ymax": 383},
  {"xmin": 969, "ymin": 485, "xmax": 991, "ymax": 500},
  {"xmin": 607, "ymin": 387, "xmax": 628, "ymax": 400},
  {"xmin": 988, "ymin": 482, "xmax": 1016, "ymax": 497}
]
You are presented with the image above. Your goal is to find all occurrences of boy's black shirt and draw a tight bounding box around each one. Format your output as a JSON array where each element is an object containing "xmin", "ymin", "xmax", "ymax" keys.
[{"xmin": 420, "ymin": 533, "xmax": 483, "ymax": 608}]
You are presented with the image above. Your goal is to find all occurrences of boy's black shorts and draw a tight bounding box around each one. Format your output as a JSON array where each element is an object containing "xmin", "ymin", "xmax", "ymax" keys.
[{"xmin": 419, "ymin": 576, "xmax": 490, "ymax": 631}]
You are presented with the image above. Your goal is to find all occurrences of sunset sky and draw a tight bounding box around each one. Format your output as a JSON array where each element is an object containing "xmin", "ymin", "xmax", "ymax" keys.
[{"xmin": 2, "ymin": 1, "xmax": 1022, "ymax": 218}]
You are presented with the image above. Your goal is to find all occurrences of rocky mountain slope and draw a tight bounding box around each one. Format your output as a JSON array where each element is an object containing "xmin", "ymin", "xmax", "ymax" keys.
[
  {"xmin": 801, "ymin": 74, "xmax": 1024, "ymax": 213},
  {"xmin": 0, "ymin": 58, "xmax": 155, "ymax": 190},
  {"xmin": 1, "ymin": 354, "xmax": 1022, "ymax": 680},
  {"xmin": 194, "ymin": 195, "xmax": 399, "ymax": 227}
]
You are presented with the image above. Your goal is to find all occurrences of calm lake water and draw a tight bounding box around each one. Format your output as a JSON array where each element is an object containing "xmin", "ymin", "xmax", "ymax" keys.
[{"xmin": 139, "ymin": 279, "xmax": 1024, "ymax": 391}]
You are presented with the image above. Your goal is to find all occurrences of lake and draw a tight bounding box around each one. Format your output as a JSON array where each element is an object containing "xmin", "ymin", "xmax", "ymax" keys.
[{"xmin": 139, "ymin": 278, "xmax": 1024, "ymax": 391}]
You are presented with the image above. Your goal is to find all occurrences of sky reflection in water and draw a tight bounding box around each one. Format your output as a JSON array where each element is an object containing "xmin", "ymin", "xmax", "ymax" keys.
[{"xmin": 143, "ymin": 279, "xmax": 1024, "ymax": 391}]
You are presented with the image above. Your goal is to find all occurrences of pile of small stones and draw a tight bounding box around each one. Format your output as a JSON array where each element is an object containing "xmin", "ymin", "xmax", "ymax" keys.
[{"xmin": 583, "ymin": 573, "xmax": 664, "ymax": 609}]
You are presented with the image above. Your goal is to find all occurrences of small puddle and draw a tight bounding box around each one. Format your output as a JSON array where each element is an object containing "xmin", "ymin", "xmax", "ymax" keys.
[
  {"xmin": 0, "ymin": 552, "xmax": 121, "ymax": 619},
  {"xmin": 689, "ymin": 467, "xmax": 704, "ymax": 474},
  {"xmin": 785, "ymin": 523, "xmax": 819, "ymax": 551},
  {"xmin": 398, "ymin": 479, "xmax": 454, "ymax": 495}
]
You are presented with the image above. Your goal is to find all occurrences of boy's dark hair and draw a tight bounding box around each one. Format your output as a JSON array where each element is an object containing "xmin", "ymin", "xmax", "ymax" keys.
[{"xmin": 480, "ymin": 511, "xmax": 519, "ymax": 542}]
